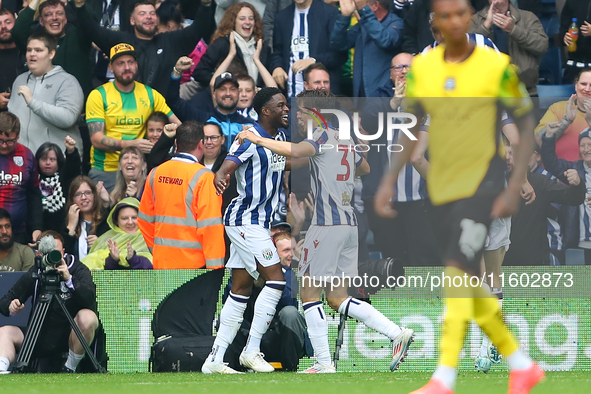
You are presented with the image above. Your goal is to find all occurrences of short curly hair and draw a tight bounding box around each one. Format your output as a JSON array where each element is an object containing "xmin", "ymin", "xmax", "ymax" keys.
[{"xmin": 252, "ymin": 87, "xmax": 283, "ymax": 117}]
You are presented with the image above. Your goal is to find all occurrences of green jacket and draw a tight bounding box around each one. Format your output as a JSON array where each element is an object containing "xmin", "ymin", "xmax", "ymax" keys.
[{"xmin": 11, "ymin": 3, "xmax": 94, "ymax": 97}]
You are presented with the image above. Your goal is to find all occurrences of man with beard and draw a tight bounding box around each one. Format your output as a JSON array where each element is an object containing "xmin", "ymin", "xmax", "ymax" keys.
[
  {"xmin": 0, "ymin": 9, "xmax": 24, "ymax": 112},
  {"xmin": 0, "ymin": 209, "xmax": 35, "ymax": 272},
  {"xmin": 73, "ymin": 0, "xmax": 214, "ymax": 96},
  {"xmin": 85, "ymin": 43, "xmax": 180, "ymax": 192},
  {"xmin": 11, "ymin": 0, "xmax": 94, "ymax": 98},
  {"xmin": 166, "ymin": 57, "xmax": 254, "ymax": 151}
]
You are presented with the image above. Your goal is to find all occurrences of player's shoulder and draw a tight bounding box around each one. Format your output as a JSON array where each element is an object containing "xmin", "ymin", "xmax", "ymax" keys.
[{"xmin": 473, "ymin": 45, "xmax": 511, "ymax": 68}]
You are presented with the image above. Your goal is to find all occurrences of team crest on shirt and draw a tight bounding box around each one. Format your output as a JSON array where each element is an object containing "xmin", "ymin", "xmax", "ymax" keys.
[
  {"xmin": 342, "ymin": 192, "xmax": 351, "ymax": 206},
  {"xmin": 313, "ymin": 240, "xmax": 319, "ymax": 248},
  {"xmin": 261, "ymin": 248, "xmax": 274, "ymax": 260},
  {"xmin": 13, "ymin": 156, "xmax": 23, "ymax": 167},
  {"xmin": 444, "ymin": 77, "xmax": 456, "ymax": 91}
]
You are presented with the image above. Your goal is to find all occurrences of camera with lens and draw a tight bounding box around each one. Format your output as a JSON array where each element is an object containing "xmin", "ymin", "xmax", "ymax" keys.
[{"xmin": 32, "ymin": 236, "xmax": 64, "ymax": 291}]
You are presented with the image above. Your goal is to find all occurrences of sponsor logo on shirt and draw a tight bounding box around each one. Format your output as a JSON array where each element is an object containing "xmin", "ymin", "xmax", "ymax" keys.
[
  {"xmin": 116, "ymin": 115, "xmax": 145, "ymax": 125},
  {"xmin": 291, "ymin": 36, "xmax": 309, "ymax": 53},
  {"xmin": 0, "ymin": 171, "xmax": 23, "ymax": 185},
  {"xmin": 269, "ymin": 153, "xmax": 286, "ymax": 172}
]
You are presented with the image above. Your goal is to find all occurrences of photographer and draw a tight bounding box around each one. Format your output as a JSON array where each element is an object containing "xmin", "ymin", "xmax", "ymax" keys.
[{"xmin": 0, "ymin": 231, "xmax": 98, "ymax": 374}]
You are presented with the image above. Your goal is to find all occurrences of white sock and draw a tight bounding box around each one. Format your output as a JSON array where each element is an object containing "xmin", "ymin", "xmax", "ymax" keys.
[
  {"xmin": 338, "ymin": 297, "xmax": 402, "ymax": 340},
  {"xmin": 303, "ymin": 301, "xmax": 331, "ymax": 366},
  {"xmin": 0, "ymin": 356, "xmax": 9, "ymax": 372},
  {"xmin": 480, "ymin": 333, "xmax": 490, "ymax": 357},
  {"xmin": 65, "ymin": 349, "xmax": 84, "ymax": 371},
  {"xmin": 243, "ymin": 281, "xmax": 285, "ymax": 354},
  {"xmin": 432, "ymin": 365, "xmax": 458, "ymax": 390},
  {"xmin": 208, "ymin": 292, "xmax": 249, "ymax": 363},
  {"xmin": 506, "ymin": 350, "xmax": 533, "ymax": 371}
]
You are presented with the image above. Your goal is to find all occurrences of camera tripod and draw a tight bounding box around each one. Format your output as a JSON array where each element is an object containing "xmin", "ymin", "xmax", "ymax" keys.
[{"xmin": 12, "ymin": 259, "xmax": 106, "ymax": 373}]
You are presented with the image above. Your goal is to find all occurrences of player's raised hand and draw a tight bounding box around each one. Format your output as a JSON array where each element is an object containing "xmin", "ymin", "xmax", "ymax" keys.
[
  {"xmin": 236, "ymin": 130, "xmax": 258, "ymax": 144},
  {"xmin": 214, "ymin": 172, "xmax": 230, "ymax": 195}
]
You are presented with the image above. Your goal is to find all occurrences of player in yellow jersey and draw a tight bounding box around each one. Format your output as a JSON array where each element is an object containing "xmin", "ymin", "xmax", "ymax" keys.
[{"xmin": 374, "ymin": 0, "xmax": 544, "ymax": 393}]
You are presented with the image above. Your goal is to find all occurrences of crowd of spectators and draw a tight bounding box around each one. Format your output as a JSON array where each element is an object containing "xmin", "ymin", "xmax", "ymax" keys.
[{"xmin": 0, "ymin": 0, "xmax": 586, "ymax": 268}]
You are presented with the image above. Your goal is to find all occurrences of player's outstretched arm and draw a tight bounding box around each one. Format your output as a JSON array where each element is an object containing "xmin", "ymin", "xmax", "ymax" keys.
[
  {"xmin": 236, "ymin": 130, "xmax": 315, "ymax": 158},
  {"xmin": 492, "ymin": 112, "xmax": 536, "ymax": 219},
  {"xmin": 410, "ymin": 129, "xmax": 429, "ymax": 179}
]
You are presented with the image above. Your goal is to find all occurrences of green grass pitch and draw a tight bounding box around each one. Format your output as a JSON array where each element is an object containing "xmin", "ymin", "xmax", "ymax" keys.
[{"xmin": 1, "ymin": 371, "xmax": 588, "ymax": 394}]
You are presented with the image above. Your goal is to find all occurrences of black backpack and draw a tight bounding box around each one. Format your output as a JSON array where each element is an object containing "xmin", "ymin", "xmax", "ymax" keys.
[{"xmin": 149, "ymin": 269, "xmax": 224, "ymax": 372}]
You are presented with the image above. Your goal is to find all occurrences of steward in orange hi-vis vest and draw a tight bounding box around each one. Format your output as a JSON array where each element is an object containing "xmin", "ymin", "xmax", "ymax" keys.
[{"xmin": 138, "ymin": 152, "xmax": 225, "ymax": 269}]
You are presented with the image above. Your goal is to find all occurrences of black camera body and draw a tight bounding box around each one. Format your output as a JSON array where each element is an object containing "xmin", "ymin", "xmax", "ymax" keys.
[{"xmin": 32, "ymin": 250, "xmax": 63, "ymax": 294}]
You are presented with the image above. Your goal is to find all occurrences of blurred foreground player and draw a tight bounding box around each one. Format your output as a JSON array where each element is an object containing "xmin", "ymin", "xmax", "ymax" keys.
[{"xmin": 374, "ymin": 0, "xmax": 544, "ymax": 393}]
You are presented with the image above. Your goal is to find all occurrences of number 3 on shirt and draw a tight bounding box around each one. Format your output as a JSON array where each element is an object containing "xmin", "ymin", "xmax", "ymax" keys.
[{"xmin": 337, "ymin": 145, "xmax": 351, "ymax": 181}]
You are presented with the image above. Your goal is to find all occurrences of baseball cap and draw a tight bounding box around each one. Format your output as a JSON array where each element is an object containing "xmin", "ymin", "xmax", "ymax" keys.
[
  {"xmin": 214, "ymin": 72, "xmax": 239, "ymax": 90},
  {"xmin": 271, "ymin": 221, "xmax": 292, "ymax": 233},
  {"xmin": 110, "ymin": 43, "xmax": 139, "ymax": 64},
  {"xmin": 579, "ymin": 127, "xmax": 591, "ymax": 143}
]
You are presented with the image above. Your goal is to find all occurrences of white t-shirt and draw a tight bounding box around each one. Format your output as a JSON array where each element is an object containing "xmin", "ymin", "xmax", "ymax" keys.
[{"xmin": 78, "ymin": 220, "xmax": 91, "ymax": 260}]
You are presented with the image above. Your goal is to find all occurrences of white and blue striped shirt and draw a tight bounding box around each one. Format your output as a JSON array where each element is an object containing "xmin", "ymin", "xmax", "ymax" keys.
[
  {"xmin": 534, "ymin": 166, "xmax": 564, "ymax": 251},
  {"xmin": 224, "ymin": 123, "xmax": 287, "ymax": 229},
  {"xmin": 305, "ymin": 126, "xmax": 361, "ymax": 226},
  {"xmin": 421, "ymin": 33, "xmax": 499, "ymax": 55}
]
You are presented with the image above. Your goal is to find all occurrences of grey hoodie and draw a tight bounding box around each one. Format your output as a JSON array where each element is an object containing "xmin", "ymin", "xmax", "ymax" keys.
[{"xmin": 8, "ymin": 65, "xmax": 84, "ymax": 155}]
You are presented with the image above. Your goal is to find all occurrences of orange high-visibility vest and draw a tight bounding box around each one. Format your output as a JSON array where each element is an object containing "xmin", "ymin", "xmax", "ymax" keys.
[{"xmin": 138, "ymin": 155, "xmax": 225, "ymax": 269}]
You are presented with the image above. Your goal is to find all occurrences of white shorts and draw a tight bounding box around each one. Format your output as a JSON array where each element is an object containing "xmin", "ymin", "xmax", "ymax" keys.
[
  {"xmin": 485, "ymin": 217, "xmax": 511, "ymax": 251},
  {"xmin": 226, "ymin": 225, "xmax": 280, "ymax": 279},
  {"xmin": 297, "ymin": 225, "xmax": 358, "ymax": 280}
]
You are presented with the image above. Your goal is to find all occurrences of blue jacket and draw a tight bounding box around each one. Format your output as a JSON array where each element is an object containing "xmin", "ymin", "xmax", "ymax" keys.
[
  {"xmin": 207, "ymin": 111, "xmax": 255, "ymax": 152},
  {"xmin": 330, "ymin": 7, "xmax": 403, "ymax": 97},
  {"xmin": 272, "ymin": 0, "xmax": 347, "ymax": 95}
]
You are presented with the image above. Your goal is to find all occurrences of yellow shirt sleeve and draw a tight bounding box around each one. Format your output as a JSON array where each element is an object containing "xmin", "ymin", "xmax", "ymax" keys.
[
  {"xmin": 86, "ymin": 89, "xmax": 106, "ymax": 123},
  {"xmin": 498, "ymin": 64, "xmax": 533, "ymax": 119},
  {"xmin": 153, "ymin": 89, "xmax": 173, "ymax": 117}
]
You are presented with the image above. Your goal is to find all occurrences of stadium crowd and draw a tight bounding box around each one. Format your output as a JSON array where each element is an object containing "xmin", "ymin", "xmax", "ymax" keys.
[{"xmin": 0, "ymin": 0, "xmax": 588, "ymax": 378}]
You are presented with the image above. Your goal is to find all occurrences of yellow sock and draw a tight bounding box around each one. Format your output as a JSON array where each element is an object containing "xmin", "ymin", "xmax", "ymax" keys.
[
  {"xmin": 439, "ymin": 267, "xmax": 474, "ymax": 368},
  {"xmin": 473, "ymin": 283, "xmax": 519, "ymax": 357}
]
